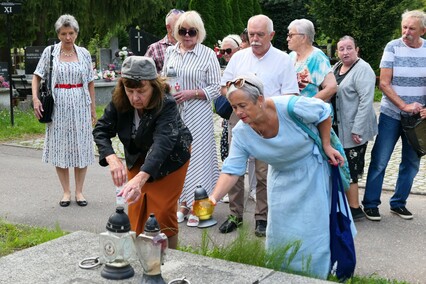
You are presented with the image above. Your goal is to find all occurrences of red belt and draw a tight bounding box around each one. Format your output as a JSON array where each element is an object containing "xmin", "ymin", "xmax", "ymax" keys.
[{"xmin": 54, "ymin": 83, "xmax": 83, "ymax": 89}]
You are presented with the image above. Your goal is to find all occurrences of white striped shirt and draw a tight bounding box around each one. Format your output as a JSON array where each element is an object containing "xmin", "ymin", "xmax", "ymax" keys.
[{"xmin": 380, "ymin": 38, "xmax": 426, "ymax": 119}]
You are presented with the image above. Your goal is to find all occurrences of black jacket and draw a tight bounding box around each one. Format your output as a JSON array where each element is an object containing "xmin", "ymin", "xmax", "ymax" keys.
[{"xmin": 93, "ymin": 94, "xmax": 192, "ymax": 182}]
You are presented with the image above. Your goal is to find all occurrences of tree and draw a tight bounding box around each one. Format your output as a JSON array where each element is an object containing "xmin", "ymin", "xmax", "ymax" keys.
[
  {"xmin": 260, "ymin": 0, "xmax": 310, "ymax": 51},
  {"xmin": 190, "ymin": 0, "xmax": 218, "ymax": 47},
  {"xmin": 229, "ymin": 0, "xmax": 245, "ymax": 35},
  {"xmin": 176, "ymin": 0, "xmax": 191, "ymax": 11},
  {"xmin": 0, "ymin": 0, "xmax": 173, "ymax": 49},
  {"xmin": 308, "ymin": 0, "xmax": 423, "ymax": 71}
]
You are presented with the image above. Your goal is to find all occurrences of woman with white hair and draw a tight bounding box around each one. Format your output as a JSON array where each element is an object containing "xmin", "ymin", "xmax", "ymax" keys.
[
  {"xmin": 219, "ymin": 34, "xmax": 241, "ymax": 63},
  {"xmin": 32, "ymin": 14, "xmax": 96, "ymax": 207},
  {"xmin": 287, "ymin": 19, "xmax": 337, "ymax": 100}
]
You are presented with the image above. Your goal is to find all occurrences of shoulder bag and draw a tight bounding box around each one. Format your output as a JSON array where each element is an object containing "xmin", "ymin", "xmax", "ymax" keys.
[
  {"xmin": 213, "ymin": 95, "xmax": 233, "ymax": 120},
  {"xmin": 400, "ymin": 112, "xmax": 425, "ymax": 157},
  {"xmin": 38, "ymin": 45, "xmax": 54, "ymax": 123},
  {"xmin": 287, "ymin": 95, "xmax": 351, "ymax": 190},
  {"xmin": 329, "ymin": 165, "xmax": 356, "ymax": 281}
]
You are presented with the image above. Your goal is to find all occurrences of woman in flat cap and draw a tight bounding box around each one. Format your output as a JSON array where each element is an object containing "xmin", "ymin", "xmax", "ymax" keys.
[{"xmin": 93, "ymin": 56, "xmax": 192, "ymax": 248}]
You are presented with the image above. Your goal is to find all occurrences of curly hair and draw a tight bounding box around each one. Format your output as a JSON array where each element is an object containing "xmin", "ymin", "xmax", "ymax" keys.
[{"xmin": 112, "ymin": 77, "xmax": 170, "ymax": 113}]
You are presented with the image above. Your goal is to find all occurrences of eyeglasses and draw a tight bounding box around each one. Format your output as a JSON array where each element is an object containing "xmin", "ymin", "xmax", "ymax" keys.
[
  {"xmin": 178, "ymin": 28, "xmax": 197, "ymax": 37},
  {"xmin": 287, "ymin": 33, "xmax": 305, "ymax": 39},
  {"xmin": 166, "ymin": 9, "xmax": 184, "ymax": 18},
  {"xmin": 226, "ymin": 78, "xmax": 258, "ymax": 91},
  {"xmin": 219, "ymin": 48, "xmax": 233, "ymax": 55}
]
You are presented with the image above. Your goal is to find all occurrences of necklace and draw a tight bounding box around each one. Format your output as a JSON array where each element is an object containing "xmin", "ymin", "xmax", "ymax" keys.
[
  {"xmin": 61, "ymin": 49, "xmax": 75, "ymax": 57},
  {"xmin": 253, "ymin": 127, "xmax": 264, "ymax": 138}
]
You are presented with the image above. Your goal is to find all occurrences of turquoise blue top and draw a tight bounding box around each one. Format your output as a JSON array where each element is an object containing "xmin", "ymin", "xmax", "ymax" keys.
[{"xmin": 289, "ymin": 47, "xmax": 332, "ymax": 98}]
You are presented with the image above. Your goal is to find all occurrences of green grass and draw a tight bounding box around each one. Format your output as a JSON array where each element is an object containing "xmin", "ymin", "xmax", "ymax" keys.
[
  {"xmin": 0, "ymin": 219, "xmax": 68, "ymax": 257},
  {"xmin": 0, "ymin": 219, "xmax": 410, "ymax": 283},
  {"xmin": 0, "ymin": 108, "xmax": 46, "ymax": 142},
  {"xmin": 0, "ymin": 106, "xmax": 106, "ymax": 142},
  {"xmin": 178, "ymin": 226, "xmax": 410, "ymax": 284}
]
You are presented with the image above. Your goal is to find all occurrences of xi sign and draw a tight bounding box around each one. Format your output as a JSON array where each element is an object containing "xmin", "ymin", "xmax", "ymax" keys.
[{"xmin": 1, "ymin": 2, "xmax": 22, "ymax": 14}]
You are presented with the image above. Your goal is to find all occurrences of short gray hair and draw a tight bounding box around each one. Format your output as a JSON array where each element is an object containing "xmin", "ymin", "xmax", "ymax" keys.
[
  {"xmin": 288, "ymin": 19, "xmax": 315, "ymax": 43},
  {"xmin": 227, "ymin": 83, "xmax": 261, "ymax": 104},
  {"xmin": 221, "ymin": 34, "xmax": 241, "ymax": 48},
  {"xmin": 55, "ymin": 14, "xmax": 79, "ymax": 34},
  {"xmin": 248, "ymin": 14, "xmax": 274, "ymax": 34},
  {"xmin": 165, "ymin": 9, "xmax": 184, "ymax": 25},
  {"xmin": 338, "ymin": 35, "xmax": 357, "ymax": 48},
  {"xmin": 402, "ymin": 10, "xmax": 426, "ymax": 29},
  {"xmin": 226, "ymin": 74, "xmax": 264, "ymax": 103}
]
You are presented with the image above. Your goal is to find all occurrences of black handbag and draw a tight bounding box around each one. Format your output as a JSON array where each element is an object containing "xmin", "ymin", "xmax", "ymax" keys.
[
  {"xmin": 401, "ymin": 112, "xmax": 426, "ymax": 157},
  {"xmin": 38, "ymin": 45, "xmax": 54, "ymax": 123}
]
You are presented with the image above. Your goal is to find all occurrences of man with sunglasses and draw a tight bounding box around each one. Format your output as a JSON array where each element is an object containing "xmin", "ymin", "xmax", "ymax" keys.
[
  {"xmin": 145, "ymin": 8, "xmax": 184, "ymax": 73},
  {"xmin": 219, "ymin": 14, "xmax": 299, "ymax": 237}
]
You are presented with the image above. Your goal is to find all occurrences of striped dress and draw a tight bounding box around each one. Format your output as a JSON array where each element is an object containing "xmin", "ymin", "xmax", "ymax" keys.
[
  {"xmin": 164, "ymin": 43, "xmax": 221, "ymax": 205},
  {"xmin": 34, "ymin": 44, "xmax": 95, "ymax": 168}
]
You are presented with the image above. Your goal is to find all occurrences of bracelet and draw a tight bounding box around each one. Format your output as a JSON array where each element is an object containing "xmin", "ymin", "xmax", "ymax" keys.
[{"xmin": 195, "ymin": 89, "xmax": 199, "ymax": 99}]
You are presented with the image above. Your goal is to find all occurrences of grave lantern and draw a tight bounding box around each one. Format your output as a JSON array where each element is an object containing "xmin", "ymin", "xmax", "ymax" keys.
[
  {"xmin": 99, "ymin": 206, "xmax": 137, "ymax": 280},
  {"xmin": 193, "ymin": 185, "xmax": 217, "ymax": 228}
]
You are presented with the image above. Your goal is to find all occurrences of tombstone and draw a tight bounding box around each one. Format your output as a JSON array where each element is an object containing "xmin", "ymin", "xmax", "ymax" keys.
[
  {"xmin": 47, "ymin": 38, "xmax": 60, "ymax": 46},
  {"xmin": 129, "ymin": 27, "xmax": 160, "ymax": 56},
  {"xmin": 25, "ymin": 46, "xmax": 46, "ymax": 74},
  {"xmin": 99, "ymin": 48, "xmax": 112, "ymax": 71},
  {"xmin": 0, "ymin": 62, "xmax": 9, "ymax": 79},
  {"xmin": 110, "ymin": 37, "xmax": 119, "ymax": 55}
]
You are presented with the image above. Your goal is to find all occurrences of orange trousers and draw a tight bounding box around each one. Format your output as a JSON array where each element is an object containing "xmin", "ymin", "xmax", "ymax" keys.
[{"xmin": 127, "ymin": 158, "xmax": 189, "ymax": 237}]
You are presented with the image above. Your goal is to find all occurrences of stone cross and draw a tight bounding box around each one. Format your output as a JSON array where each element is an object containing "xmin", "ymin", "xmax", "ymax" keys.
[{"xmin": 134, "ymin": 31, "xmax": 143, "ymax": 53}]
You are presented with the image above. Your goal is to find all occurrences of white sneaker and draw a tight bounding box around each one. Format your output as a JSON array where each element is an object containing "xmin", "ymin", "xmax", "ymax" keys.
[{"xmin": 222, "ymin": 194, "xmax": 229, "ymax": 203}]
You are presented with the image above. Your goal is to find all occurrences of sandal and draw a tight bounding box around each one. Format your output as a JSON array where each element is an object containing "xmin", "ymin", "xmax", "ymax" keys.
[
  {"xmin": 186, "ymin": 213, "xmax": 199, "ymax": 227},
  {"xmin": 177, "ymin": 205, "xmax": 190, "ymax": 223}
]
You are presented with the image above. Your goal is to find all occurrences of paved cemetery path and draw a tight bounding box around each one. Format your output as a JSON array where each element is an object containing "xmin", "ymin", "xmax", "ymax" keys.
[{"xmin": 1, "ymin": 143, "xmax": 426, "ymax": 283}]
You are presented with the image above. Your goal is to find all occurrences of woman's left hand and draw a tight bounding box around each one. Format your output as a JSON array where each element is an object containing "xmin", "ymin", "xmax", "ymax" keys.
[
  {"xmin": 118, "ymin": 171, "xmax": 150, "ymax": 205},
  {"xmin": 324, "ymin": 145, "xmax": 345, "ymax": 167},
  {"xmin": 173, "ymin": 90, "xmax": 193, "ymax": 104},
  {"xmin": 119, "ymin": 176, "xmax": 143, "ymax": 205}
]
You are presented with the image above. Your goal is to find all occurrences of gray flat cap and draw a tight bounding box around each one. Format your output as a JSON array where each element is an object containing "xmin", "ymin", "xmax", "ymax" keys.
[{"xmin": 121, "ymin": 56, "xmax": 157, "ymax": 81}]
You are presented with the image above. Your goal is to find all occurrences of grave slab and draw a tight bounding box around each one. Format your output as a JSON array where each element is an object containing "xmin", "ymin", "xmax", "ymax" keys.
[{"xmin": 0, "ymin": 231, "xmax": 330, "ymax": 284}]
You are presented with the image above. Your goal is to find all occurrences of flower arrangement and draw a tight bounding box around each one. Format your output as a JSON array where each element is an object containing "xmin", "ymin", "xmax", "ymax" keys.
[
  {"xmin": 115, "ymin": 47, "xmax": 133, "ymax": 62},
  {"xmin": 0, "ymin": 76, "xmax": 9, "ymax": 88},
  {"xmin": 108, "ymin": 64, "xmax": 116, "ymax": 71},
  {"xmin": 214, "ymin": 42, "xmax": 223, "ymax": 59},
  {"xmin": 102, "ymin": 70, "xmax": 116, "ymax": 81}
]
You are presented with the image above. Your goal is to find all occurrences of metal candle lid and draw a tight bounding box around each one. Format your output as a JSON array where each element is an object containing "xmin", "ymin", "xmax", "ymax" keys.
[
  {"xmin": 144, "ymin": 213, "xmax": 160, "ymax": 233},
  {"xmin": 194, "ymin": 184, "xmax": 208, "ymax": 200},
  {"xmin": 106, "ymin": 206, "xmax": 131, "ymax": 233}
]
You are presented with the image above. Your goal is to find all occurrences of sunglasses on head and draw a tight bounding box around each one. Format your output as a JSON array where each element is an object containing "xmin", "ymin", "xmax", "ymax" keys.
[
  {"xmin": 166, "ymin": 9, "xmax": 185, "ymax": 18},
  {"xmin": 226, "ymin": 78, "xmax": 258, "ymax": 91},
  {"xmin": 219, "ymin": 48, "xmax": 233, "ymax": 55},
  {"xmin": 178, "ymin": 28, "xmax": 197, "ymax": 37}
]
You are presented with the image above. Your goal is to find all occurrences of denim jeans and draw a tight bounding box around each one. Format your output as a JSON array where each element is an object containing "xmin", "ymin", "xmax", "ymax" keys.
[{"xmin": 362, "ymin": 113, "xmax": 420, "ymax": 209}]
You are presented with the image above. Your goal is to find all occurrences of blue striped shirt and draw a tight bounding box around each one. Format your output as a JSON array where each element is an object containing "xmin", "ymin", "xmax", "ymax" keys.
[{"xmin": 380, "ymin": 38, "xmax": 426, "ymax": 119}]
